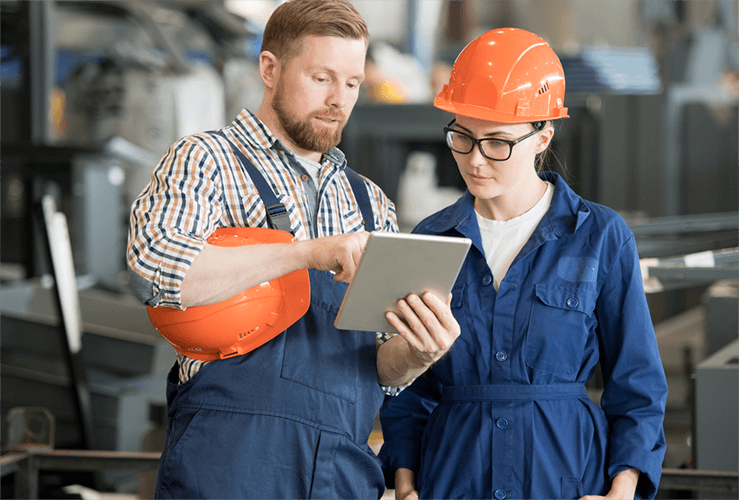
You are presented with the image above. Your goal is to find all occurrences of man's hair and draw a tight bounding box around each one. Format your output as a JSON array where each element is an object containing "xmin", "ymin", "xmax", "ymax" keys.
[{"xmin": 261, "ymin": 0, "xmax": 369, "ymax": 62}]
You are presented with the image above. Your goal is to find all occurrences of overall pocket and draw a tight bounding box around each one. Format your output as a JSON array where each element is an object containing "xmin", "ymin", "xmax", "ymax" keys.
[
  {"xmin": 525, "ymin": 284, "xmax": 596, "ymax": 376},
  {"xmin": 280, "ymin": 291, "xmax": 377, "ymax": 403}
]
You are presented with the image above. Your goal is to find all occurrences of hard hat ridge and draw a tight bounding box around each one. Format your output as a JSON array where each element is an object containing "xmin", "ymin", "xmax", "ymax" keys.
[{"xmin": 435, "ymin": 28, "xmax": 569, "ymax": 123}]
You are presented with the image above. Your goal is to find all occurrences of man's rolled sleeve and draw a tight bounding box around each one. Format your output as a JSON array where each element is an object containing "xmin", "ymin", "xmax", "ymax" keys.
[{"xmin": 127, "ymin": 138, "xmax": 222, "ymax": 309}]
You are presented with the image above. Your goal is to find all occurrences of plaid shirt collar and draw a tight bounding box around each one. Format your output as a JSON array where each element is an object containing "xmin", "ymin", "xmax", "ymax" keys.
[{"xmin": 231, "ymin": 108, "xmax": 347, "ymax": 167}]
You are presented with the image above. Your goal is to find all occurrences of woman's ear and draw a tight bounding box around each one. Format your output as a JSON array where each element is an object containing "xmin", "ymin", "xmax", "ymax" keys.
[
  {"xmin": 535, "ymin": 124, "xmax": 555, "ymax": 154},
  {"xmin": 259, "ymin": 51, "xmax": 280, "ymax": 90}
]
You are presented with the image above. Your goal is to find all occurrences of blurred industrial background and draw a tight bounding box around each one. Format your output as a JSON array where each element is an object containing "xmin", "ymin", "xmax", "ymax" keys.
[{"xmin": 0, "ymin": 0, "xmax": 737, "ymax": 498}]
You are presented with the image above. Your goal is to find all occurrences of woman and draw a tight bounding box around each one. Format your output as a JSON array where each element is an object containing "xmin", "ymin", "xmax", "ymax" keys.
[{"xmin": 379, "ymin": 28, "xmax": 668, "ymax": 500}]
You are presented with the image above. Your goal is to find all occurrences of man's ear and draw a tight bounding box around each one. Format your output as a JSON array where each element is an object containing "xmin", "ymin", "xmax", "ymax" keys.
[{"xmin": 259, "ymin": 51, "xmax": 280, "ymax": 90}]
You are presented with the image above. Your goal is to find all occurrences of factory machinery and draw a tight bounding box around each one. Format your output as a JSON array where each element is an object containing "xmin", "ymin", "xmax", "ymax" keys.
[{"xmin": 1, "ymin": 1, "xmax": 737, "ymax": 498}]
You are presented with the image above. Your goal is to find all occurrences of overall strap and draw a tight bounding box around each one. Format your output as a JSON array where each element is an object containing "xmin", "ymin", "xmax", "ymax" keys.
[
  {"xmin": 344, "ymin": 167, "xmax": 376, "ymax": 232},
  {"xmin": 214, "ymin": 130, "xmax": 376, "ymax": 233},
  {"xmin": 213, "ymin": 131, "xmax": 294, "ymax": 235}
]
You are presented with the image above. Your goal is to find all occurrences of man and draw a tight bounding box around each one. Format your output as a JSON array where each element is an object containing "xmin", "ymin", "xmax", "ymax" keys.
[{"xmin": 127, "ymin": 1, "xmax": 460, "ymax": 498}]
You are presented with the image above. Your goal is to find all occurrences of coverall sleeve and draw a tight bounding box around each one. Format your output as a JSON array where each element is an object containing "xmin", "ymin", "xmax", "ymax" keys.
[
  {"xmin": 596, "ymin": 234, "xmax": 668, "ymax": 499},
  {"xmin": 127, "ymin": 137, "xmax": 222, "ymax": 309},
  {"xmin": 378, "ymin": 370, "xmax": 443, "ymax": 489}
]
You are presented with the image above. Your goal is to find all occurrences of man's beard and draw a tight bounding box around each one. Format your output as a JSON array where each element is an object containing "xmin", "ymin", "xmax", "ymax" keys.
[{"xmin": 272, "ymin": 80, "xmax": 346, "ymax": 153}]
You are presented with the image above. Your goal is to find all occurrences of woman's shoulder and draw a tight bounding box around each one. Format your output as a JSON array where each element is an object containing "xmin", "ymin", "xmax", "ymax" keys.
[
  {"xmin": 413, "ymin": 195, "xmax": 470, "ymax": 236},
  {"xmin": 580, "ymin": 199, "xmax": 634, "ymax": 240}
]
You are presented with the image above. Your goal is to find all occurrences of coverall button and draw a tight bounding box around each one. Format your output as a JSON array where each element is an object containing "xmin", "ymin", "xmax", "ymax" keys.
[
  {"xmin": 495, "ymin": 351, "xmax": 508, "ymax": 362},
  {"xmin": 300, "ymin": 174, "xmax": 310, "ymax": 182},
  {"xmin": 494, "ymin": 489, "xmax": 506, "ymax": 499},
  {"xmin": 496, "ymin": 418, "xmax": 509, "ymax": 429},
  {"xmin": 482, "ymin": 275, "xmax": 493, "ymax": 286},
  {"xmin": 566, "ymin": 296, "xmax": 579, "ymax": 308}
]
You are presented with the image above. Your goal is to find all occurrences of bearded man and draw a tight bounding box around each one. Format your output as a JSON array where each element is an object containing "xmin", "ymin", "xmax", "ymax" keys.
[{"xmin": 127, "ymin": 1, "xmax": 460, "ymax": 498}]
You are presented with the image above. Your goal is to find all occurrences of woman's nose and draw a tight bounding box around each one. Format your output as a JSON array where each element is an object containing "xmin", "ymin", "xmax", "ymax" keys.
[{"xmin": 467, "ymin": 142, "xmax": 488, "ymax": 167}]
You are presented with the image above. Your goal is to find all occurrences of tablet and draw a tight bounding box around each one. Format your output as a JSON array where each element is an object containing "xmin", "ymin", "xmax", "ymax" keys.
[{"xmin": 334, "ymin": 231, "xmax": 472, "ymax": 333}]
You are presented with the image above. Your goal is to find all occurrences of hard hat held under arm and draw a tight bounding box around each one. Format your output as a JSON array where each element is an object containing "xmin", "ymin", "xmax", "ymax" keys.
[
  {"xmin": 434, "ymin": 28, "xmax": 569, "ymax": 123},
  {"xmin": 147, "ymin": 227, "xmax": 311, "ymax": 361}
]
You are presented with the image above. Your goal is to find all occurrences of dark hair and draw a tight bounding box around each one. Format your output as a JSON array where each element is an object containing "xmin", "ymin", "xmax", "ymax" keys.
[{"xmin": 261, "ymin": 0, "xmax": 369, "ymax": 62}]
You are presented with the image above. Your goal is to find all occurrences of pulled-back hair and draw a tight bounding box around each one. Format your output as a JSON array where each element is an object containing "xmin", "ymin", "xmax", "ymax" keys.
[{"xmin": 261, "ymin": 0, "xmax": 369, "ymax": 62}]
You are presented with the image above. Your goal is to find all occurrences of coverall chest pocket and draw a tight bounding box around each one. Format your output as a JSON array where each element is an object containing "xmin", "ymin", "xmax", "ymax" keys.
[
  {"xmin": 525, "ymin": 284, "xmax": 596, "ymax": 377},
  {"xmin": 280, "ymin": 293, "xmax": 376, "ymax": 404}
]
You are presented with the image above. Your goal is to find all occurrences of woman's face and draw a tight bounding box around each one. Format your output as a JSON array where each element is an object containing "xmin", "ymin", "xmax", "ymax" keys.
[{"xmin": 450, "ymin": 115, "xmax": 551, "ymax": 211}]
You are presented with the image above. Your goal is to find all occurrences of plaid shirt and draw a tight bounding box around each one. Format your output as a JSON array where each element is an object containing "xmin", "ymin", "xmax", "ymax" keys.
[{"xmin": 128, "ymin": 109, "xmax": 399, "ymax": 386}]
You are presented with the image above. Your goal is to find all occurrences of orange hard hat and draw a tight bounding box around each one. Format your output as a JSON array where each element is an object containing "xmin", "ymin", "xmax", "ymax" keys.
[
  {"xmin": 147, "ymin": 227, "xmax": 310, "ymax": 361},
  {"xmin": 434, "ymin": 28, "xmax": 569, "ymax": 123}
]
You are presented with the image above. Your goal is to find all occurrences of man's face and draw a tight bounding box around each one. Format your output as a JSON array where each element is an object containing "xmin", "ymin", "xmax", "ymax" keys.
[{"xmin": 271, "ymin": 35, "xmax": 366, "ymax": 154}]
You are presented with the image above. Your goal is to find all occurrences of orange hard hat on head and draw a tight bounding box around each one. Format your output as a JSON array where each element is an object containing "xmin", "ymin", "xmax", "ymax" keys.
[
  {"xmin": 434, "ymin": 28, "xmax": 569, "ymax": 123},
  {"xmin": 147, "ymin": 227, "xmax": 310, "ymax": 361}
]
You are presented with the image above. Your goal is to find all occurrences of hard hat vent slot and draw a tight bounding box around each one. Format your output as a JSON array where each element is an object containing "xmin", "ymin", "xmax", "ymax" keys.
[
  {"xmin": 238, "ymin": 327, "xmax": 259, "ymax": 339},
  {"xmin": 537, "ymin": 81, "xmax": 550, "ymax": 95}
]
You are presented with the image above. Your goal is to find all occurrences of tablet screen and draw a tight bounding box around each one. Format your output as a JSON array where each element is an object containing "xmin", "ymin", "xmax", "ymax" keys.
[{"xmin": 334, "ymin": 231, "xmax": 471, "ymax": 333}]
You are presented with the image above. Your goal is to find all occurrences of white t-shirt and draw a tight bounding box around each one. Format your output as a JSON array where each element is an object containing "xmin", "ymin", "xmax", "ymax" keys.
[{"xmin": 476, "ymin": 182, "xmax": 554, "ymax": 291}]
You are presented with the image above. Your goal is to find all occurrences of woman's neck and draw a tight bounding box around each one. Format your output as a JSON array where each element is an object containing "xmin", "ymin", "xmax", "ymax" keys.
[{"xmin": 475, "ymin": 175, "xmax": 548, "ymax": 221}]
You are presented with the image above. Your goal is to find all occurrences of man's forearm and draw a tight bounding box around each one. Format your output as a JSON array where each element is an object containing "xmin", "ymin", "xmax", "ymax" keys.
[
  {"xmin": 181, "ymin": 241, "xmax": 311, "ymax": 307},
  {"xmin": 376, "ymin": 335, "xmax": 433, "ymax": 387},
  {"xmin": 180, "ymin": 231, "xmax": 370, "ymax": 308}
]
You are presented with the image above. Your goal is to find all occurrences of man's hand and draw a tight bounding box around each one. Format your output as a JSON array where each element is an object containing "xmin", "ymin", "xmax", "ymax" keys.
[
  {"xmin": 377, "ymin": 292, "xmax": 460, "ymax": 386},
  {"xmin": 387, "ymin": 292, "xmax": 460, "ymax": 368},
  {"xmin": 301, "ymin": 230, "xmax": 369, "ymax": 282}
]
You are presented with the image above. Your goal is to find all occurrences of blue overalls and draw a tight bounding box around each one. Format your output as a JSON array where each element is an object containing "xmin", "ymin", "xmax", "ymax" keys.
[{"xmin": 155, "ymin": 136, "xmax": 386, "ymax": 499}]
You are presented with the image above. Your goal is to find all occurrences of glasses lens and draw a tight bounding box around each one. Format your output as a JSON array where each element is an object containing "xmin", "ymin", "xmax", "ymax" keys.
[
  {"xmin": 446, "ymin": 130, "xmax": 473, "ymax": 154},
  {"xmin": 479, "ymin": 139, "xmax": 511, "ymax": 161}
]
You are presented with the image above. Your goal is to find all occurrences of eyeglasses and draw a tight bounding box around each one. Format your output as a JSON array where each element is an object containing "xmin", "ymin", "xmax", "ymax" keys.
[{"xmin": 443, "ymin": 119, "xmax": 541, "ymax": 161}]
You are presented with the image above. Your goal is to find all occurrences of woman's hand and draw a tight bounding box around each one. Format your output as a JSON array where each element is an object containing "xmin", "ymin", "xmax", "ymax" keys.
[
  {"xmin": 580, "ymin": 468, "xmax": 639, "ymax": 500},
  {"xmin": 394, "ymin": 468, "xmax": 419, "ymax": 500}
]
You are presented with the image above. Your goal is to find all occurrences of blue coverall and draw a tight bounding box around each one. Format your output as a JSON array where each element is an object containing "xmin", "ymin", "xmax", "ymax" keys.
[{"xmin": 379, "ymin": 172, "xmax": 668, "ymax": 500}]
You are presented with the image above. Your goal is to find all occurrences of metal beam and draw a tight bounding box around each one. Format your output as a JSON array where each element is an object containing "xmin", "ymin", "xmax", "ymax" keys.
[
  {"xmin": 660, "ymin": 467, "xmax": 739, "ymax": 493},
  {"xmin": 629, "ymin": 212, "xmax": 739, "ymax": 237}
]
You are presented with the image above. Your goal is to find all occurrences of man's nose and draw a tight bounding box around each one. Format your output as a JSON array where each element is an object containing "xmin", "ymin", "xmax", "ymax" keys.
[{"xmin": 327, "ymin": 83, "xmax": 347, "ymax": 108}]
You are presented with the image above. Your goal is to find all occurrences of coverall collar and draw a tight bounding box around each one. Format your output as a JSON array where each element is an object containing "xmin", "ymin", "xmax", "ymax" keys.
[{"xmin": 420, "ymin": 171, "xmax": 590, "ymax": 248}]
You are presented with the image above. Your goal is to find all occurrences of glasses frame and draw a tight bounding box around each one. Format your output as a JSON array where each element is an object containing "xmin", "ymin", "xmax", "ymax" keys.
[{"xmin": 443, "ymin": 119, "xmax": 542, "ymax": 161}]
